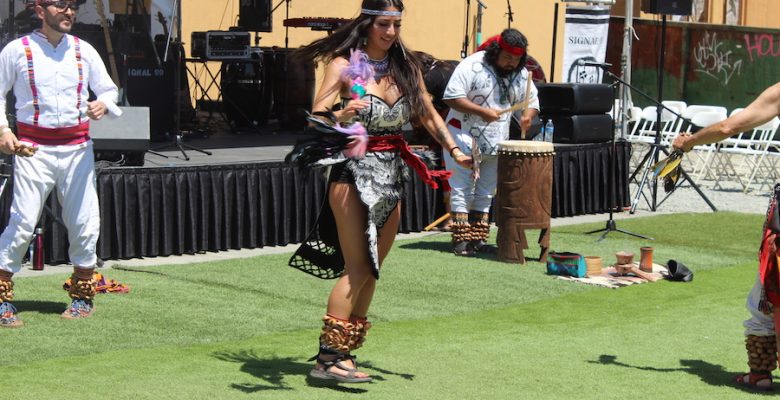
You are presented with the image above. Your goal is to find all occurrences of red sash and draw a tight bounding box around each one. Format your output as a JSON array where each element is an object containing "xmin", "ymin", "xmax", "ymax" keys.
[
  {"xmin": 16, "ymin": 121, "xmax": 90, "ymax": 146},
  {"xmin": 759, "ymin": 203, "xmax": 780, "ymax": 306},
  {"xmin": 367, "ymin": 135, "xmax": 451, "ymax": 191}
]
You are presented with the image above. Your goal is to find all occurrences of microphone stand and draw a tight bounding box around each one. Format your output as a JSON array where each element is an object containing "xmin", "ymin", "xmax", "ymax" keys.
[
  {"xmin": 150, "ymin": 0, "xmax": 212, "ymax": 161},
  {"xmin": 585, "ymin": 63, "xmax": 652, "ymax": 241},
  {"xmin": 461, "ymin": 0, "xmax": 471, "ymax": 58},
  {"xmin": 505, "ymin": 0, "xmax": 513, "ymax": 29},
  {"xmin": 592, "ymin": 61, "xmax": 716, "ymax": 216},
  {"xmin": 628, "ymin": 15, "xmax": 716, "ymax": 214},
  {"xmin": 476, "ymin": 0, "xmax": 487, "ymax": 47}
]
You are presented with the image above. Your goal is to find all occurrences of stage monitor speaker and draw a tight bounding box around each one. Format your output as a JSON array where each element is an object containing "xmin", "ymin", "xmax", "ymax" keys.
[
  {"xmin": 550, "ymin": 114, "xmax": 613, "ymax": 144},
  {"xmin": 91, "ymin": 106, "xmax": 150, "ymax": 166},
  {"xmin": 537, "ymin": 83, "xmax": 613, "ymax": 115},
  {"xmin": 641, "ymin": 0, "xmax": 692, "ymax": 16},
  {"xmin": 239, "ymin": 0, "xmax": 272, "ymax": 32},
  {"xmin": 91, "ymin": 106, "xmax": 150, "ymax": 152}
]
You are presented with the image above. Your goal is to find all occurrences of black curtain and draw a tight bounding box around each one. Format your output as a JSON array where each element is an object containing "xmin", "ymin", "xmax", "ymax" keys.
[{"xmin": 0, "ymin": 141, "xmax": 629, "ymax": 264}]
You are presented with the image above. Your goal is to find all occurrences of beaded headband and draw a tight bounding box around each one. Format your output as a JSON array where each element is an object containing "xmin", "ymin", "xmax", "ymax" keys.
[{"xmin": 361, "ymin": 8, "xmax": 402, "ymax": 17}]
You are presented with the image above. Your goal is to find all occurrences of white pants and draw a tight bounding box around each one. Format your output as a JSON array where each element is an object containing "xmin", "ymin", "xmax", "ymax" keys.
[
  {"xmin": 744, "ymin": 272, "xmax": 776, "ymax": 336},
  {"xmin": 444, "ymin": 151, "xmax": 498, "ymax": 214},
  {"xmin": 0, "ymin": 141, "xmax": 100, "ymax": 273}
]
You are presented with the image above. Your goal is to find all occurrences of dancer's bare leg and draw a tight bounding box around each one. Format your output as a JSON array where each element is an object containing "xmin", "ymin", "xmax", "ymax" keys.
[
  {"xmin": 326, "ymin": 183, "xmax": 375, "ymax": 318},
  {"xmin": 352, "ymin": 203, "xmax": 401, "ymax": 318},
  {"xmin": 316, "ymin": 182, "xmax": 375, "ymax": 379}
]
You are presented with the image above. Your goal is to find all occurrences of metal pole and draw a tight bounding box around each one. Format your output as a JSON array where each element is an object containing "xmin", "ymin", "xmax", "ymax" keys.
[
  {"xmin": 476, "ymin": 0, "xmax": 487, "ymax": 47},
  {"xmin": 618, "ymin": 0, "xmax": 634, "ymax": 139},
  {"xmin": 550, "ymin": 2, "xmax": 559, "ymax": 83},
  {"xmin": 652, "ymin": 15, "xmax": 667, "ymax": 211}
]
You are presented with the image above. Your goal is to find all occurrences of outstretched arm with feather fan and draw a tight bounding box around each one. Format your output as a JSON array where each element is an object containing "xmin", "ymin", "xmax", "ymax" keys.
[{"xmin": 669, "ymin": 83, "xmax": 780, "ymax": 192}]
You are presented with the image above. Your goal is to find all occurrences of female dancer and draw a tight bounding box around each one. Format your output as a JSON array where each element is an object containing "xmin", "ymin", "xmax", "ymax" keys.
[{"xmin": 288, "ymin": 0, "xmax": 472, "ymax": 384}]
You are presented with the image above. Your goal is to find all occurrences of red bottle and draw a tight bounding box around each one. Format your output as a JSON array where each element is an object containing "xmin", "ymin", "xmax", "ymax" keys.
[{"xmin": 32, "ymin": 228, "xmax": 44, "ymax": 271}]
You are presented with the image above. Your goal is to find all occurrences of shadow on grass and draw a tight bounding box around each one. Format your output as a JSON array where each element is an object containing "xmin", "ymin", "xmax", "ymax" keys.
[
  {"xmin": 398, "ymin": 241, "xmax": 451, "ymax": 253},
  {"xmin": 213, "ymin": 350, "xmax": 414, "ymax": 393},
  {"xmin": 591, "ymin": 354, "xmax": 775, "ymax": 395},
  {"xmin": 398, "ymin": 241, "xmax": 537, "ymax": 262},
  {"xmin": 13, "ymin": 300, "xmax": 65, "ymax": 315}
]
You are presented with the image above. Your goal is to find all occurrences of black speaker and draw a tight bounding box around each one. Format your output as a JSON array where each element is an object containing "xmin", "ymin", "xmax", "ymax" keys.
[
  {"xmin": 239, "ymin": 0, "xmax": 272, "ymax": 32},
  {"xmin": 641, "ymin": 0, "xmax": 692, "ymax": 16},
  {"xmin": 550, "ymin": 114, "xmax": 613, "ymax": 144},
  {"xmin": 537, "ymin": 83, "xmax": 613, "ymax": 115},
  {"xmin": 221, "ymin": 53, "xmax": 272, "ymax": 131}
]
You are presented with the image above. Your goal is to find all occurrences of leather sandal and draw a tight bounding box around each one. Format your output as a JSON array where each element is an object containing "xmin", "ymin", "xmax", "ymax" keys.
[
  {"xmin": 309, "ymin": 354, "xmax": 372, "ymax": 384},
  {"xmin": 470, "ymin": 240, "xmax": 497, "ymax": 253},
  {"xmin": 734, "ymin": 372, "xmax": 773, "ymax": 391},
  {"xmin": 453, "ymin": 241, "xmax": 475, "ymax": 256}
]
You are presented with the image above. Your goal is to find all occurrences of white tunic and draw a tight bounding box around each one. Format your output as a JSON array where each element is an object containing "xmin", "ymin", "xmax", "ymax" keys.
[
  {"xmin": 443, "ymin": 51, "xmax": 539, "ymax": 156},
  {"xmin": 0, "ymin": 31, "xmax": 119, "ymax": 273},
  {"xmin": 0, "ymin": 30, "xmax": 120, "ymax": 129}
]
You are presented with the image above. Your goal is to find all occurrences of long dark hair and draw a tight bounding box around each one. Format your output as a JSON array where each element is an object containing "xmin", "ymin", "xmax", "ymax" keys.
[{"xmin": 294, "ymin": 0, "xmax": 426, "ymax": 120}]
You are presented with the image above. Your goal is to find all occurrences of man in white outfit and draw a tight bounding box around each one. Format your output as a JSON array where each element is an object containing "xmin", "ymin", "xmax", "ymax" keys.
[
  {"xmin": 442, "ymin": 28, "xmax": 539, "ymax": 256},
  {"xmin": 0, "ymin": 0, "xmax": 121, "ymax": 327}
]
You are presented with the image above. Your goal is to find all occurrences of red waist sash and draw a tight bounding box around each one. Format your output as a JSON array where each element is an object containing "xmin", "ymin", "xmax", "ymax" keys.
[
  {"xmin": 367, "ymin": 135, "xmax": 451, "ymax": 191},
  {"xmin": 760, "ymin": 203, "xmax": 780, "ymax": 306},
  {"xmin": 16, "ymin": 121, "xmax": 90, "ymax": 146}
]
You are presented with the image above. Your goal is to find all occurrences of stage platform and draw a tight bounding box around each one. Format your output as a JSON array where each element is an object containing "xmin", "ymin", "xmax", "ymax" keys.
[
  {"xmin": 0, "ymin": 122, "xmax": 631, "ymax": 265},
  {"xmin": 140, "ymin": 128, "xmax": 301, "ymax": 167}
]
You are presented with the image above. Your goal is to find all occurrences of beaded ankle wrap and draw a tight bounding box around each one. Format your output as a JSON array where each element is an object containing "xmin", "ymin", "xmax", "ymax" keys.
[
  {"xmin": 348, "ymin": 316, "xmax": 372, "ymax": 351},
  {"xmin": 746, "ymin": 335, "xmax": 778, "ymax": 373},
  {"xmin": 469, "ymin": 211, "xmax": 490, "ymax": 243},
  {"xmin": 319, "ymin": 315, "xmax": 356, "ymax": 355},
  {"xmin": 451, "ymin": 212, "xmax": 472, "ymax": 244},
  {"xmin": 0, "ymin": 279, "xmax": 13, "ymax": 302},
  {"xmin": 67, "ymin": 274, "xmax": 97, "ymax": 301}
]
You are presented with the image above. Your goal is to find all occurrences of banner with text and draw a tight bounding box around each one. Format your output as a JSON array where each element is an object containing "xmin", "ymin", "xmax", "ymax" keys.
[{"xmin": 562, "ymin": 5, "xmax": 611, "ymax": 84}]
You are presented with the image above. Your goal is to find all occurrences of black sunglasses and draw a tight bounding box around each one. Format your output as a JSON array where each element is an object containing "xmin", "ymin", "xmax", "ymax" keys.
[{"xmin": 40, "ymin": 1, "xmax": 79, "ymax": 11}]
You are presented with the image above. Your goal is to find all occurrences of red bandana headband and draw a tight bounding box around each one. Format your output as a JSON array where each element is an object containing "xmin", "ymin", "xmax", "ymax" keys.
[{"xmin": 498, "ymin": 36, "xmax": 525, "ymax": 57}]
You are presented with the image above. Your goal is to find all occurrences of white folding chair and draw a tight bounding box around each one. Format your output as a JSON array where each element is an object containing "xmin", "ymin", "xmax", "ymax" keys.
[
  {"xmin": 627, "ymin": 106, "xmax": 662, "ymax": 169},
  {"xmin": 743, "ymin": 117, "xmax": 780, "ymax": 192},
  {"xmin": 678, "ymin": 107, "xmax": 728, "ymax": 180},
  {"xmin": 715, "ymin": 114, "xmax": 779, "ymax": 192},
  {"xmin": 662, "ymin": 100, "xmax": 687, "ymax": 132}
]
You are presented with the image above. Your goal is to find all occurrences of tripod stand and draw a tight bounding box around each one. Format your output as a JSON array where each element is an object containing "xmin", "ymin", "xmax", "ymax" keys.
[
  {"xmin": 585, "ymin": 67, "xmax": 653, "ymax": 241},
  {"xmin": 628, "ymin": 15, "xmax": 715, "ymax": 214},
  {"xmin": 150, "ymin": 0, "xmax": 212, "ymax": 161}
]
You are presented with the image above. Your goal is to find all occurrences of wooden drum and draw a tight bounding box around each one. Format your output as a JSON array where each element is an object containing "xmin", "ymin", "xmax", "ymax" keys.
[{"xmin": 495, "ymin": 140, "xmax": 554, "ymax": 263}]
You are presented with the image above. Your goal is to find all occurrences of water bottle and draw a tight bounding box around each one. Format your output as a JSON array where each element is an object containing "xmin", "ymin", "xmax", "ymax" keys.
[
  {"xmin": 32, "ymin": 228, "xmax": 44, "ymax": 271},
  {"xmin": 544, "ymin": 119, "xmax": 555, "ymax": 142}
]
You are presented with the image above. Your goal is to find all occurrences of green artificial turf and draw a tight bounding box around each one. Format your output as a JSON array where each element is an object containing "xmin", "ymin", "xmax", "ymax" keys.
[{"xmin": 0, "ymin": 212, "xmax": 769, "ymax": 399}]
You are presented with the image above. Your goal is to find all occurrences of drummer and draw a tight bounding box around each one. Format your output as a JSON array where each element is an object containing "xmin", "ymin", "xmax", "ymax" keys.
[{"xmin": 442, "ymin": 28, "xmax": 539, "ymax": 256}]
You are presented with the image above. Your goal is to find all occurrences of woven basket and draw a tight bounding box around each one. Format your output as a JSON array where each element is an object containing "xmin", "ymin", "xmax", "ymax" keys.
[{"xmin": 585, "ymin": 256, "xmax": 602, "ymax": 276}]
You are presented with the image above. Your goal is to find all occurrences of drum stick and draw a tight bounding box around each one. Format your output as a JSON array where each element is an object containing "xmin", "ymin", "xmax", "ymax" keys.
[
  {"xmin": 424, "ymin": 213, "xmax": 451, "ymax": 231},
  {"xmin": 519, "ymin": 75, "xmax": 533, "ymax": 139},
  {"xmin": 498, "ymin": 99, "xmax": 530, "ymax": 116}
]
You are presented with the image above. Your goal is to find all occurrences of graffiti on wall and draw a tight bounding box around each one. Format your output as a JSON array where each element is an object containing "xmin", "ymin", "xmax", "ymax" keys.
[
  {"xmin": 743, "ymin": 33, "xmax": 780, "ymax": 62},
  {"xmin": 693, "ymin": 32, "xmax": 743, "ymax": 85}
]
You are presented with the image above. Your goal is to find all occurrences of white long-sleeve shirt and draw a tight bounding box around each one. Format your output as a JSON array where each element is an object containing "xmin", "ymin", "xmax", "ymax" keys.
[
  {"xmin": 443, "ymin": 51, "xmax": 539, "ymax": 156},
  {"xmin": 0, "ymin": 30, "xmax": 121, "ymax": 129}
]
